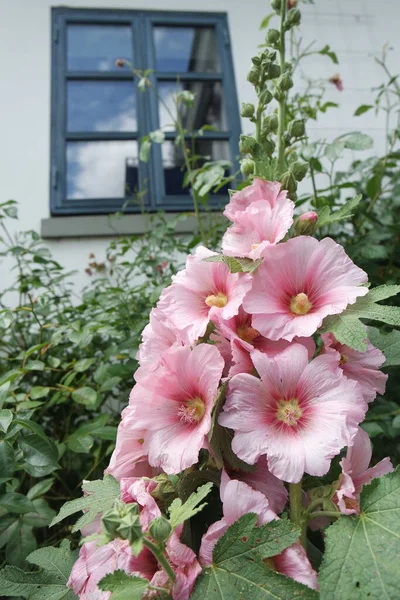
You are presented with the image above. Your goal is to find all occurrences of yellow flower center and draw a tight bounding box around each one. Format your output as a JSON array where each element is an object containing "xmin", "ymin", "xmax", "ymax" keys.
[
  {"xmin": 339, "ymin": 353, "xmax": 348, "ymax": 365},
  {"xmin": 290, "ymin": 292, "xmax": 312, "ymax": 315},
  {"xmin": 178, "ymin": 397, "xmax": 205, "ymax": 424},
  {"xmin": 205, "ymin": 292, "xmax": 228, "ymax": 308},
  {"xmin": 237, "ymin": 325, "xmax": 260, "ymax": 343},
  {"xmin": 251, "ymin": 243, "xmax": 260, "ymax": 251},
  {"xmin": 276, "ymin": 398, "xmax": 303, "ymax": 426}
]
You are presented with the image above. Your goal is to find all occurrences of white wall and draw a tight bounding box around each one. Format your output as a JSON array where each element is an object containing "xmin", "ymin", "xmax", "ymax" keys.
[{"xmin": 1, "ymin": 0, "xmax": 399, "ymax": 291}]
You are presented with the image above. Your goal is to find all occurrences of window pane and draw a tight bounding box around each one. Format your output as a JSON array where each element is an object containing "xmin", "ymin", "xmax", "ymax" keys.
[
  {"xmin": 67, "ymin": 141, "xmax": 138, "ymax": 199},
  {"xmin": 67, "ymin": 24, "xmax": 133, "ymax": 71},
  {"xmin": 162, "ymin": 140, "xmax": 230, "ymax": 196},
  {"xmin": 67, "ymin": 81, "xmax": 136, "ymax": 132},
  {"xmin": 153, "ymin": 26, "xmax": 220, "ymax": 72},
  {"xmin": 158, "ymin": 81, "xmax": 226, "ymax": 132}
]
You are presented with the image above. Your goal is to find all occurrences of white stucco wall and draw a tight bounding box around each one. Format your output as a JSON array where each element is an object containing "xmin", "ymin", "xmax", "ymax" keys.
[{"xmin": 1, "ymin": 0, "xmax": 399, "ymax": 292}]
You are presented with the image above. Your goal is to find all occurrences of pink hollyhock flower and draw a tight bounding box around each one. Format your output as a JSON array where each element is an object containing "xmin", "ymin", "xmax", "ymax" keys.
[
  {"xmin": 243, "ymin": 236, "xmax": 368, "ymax": 341},
  {"xmin": 158, "ymin": 246, "xmax": 253, "ymax": 342},
  {"xmin": 136, "ymin": 308, "xmax": 187, "ymax": 377},
  {"xmin": 226, "ymin": 455, "xmax": 288, "ymax": 514},
  {"xmin": 120, "ymin": 478, "xmax": 161, "ymax": 529},
  {"xmin": 222, "ymin": 197, "xmax": 294, "ymax": 259},
  {"xmin": 199, "ymin": 472, "xmax": 318, "ymax": 590},
  {"xmin": 219, "ymin": 344, "xmax": 367, "ymax": 483},
  {"xmin": 322, "ymin": 332, "xmax": 387, "ymax": 402},
  {"xmin": 132, "ymin": 343, "xmax": 224, "ymax": 474},
  {"xmin": 67, "ymin": 539, "xmax": 157, "ymax": 599},
  {"xmin": 223, "ymin": 178, "xmax": 288, "ymax": 222},
  {"xmin": 334, "ymin": 427, "xmax": 394, "ymax": 515}
]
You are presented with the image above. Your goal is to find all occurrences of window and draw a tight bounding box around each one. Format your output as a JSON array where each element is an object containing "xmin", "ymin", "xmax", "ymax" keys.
[{"xmin": 50, "ymin": 8, "xmax": 241, "ymax": 215}]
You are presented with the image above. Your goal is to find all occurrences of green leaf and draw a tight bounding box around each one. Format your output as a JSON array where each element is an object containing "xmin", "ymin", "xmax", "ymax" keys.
[
  {"xmin": 0, "ymin": 541, "xmax": 77, "ymax": 598},
  {"xmin": 23, "ymin": 498, "xmax": 56, "ymax": 527},
  {"xmin": 192, "ymin": 514, "xmax": 317, "ymax": 599},
  {"xmin": 98, "ymin": 570, "xmax": 149, "ymax": 599},
  {"xmin": 0, "ymin": 515, "xmax": 19, "ymax": 549},
  {"xmin": 319, "ymin": 44, "xmax": 338, "ymax": 64},
  {"xmin": 67, "ymin": 434, "xmax": 94, "ymax": 454},
  {"xmin": 0, "ymin": 440, "xmax": 15, "ymax": 478},
  {"xmin": 339, "ymin": 132, "xmax": 374, "ymax": 151},
  {"xmin": 5, "ymin": 522, "xmax": 37, "ymax": 568},
  {"xmin": 0, "ymin": 408, "xmax": 13, "ymax": 433},
  {"xmin": 317, "ymin": 194, "xmax": 361, "ymax": 227},
  {"xmin": 149, "ymin": 129, "xmax": 165, "ymax": 144},
  {"xmin": 324, "ymin": 140, "xmax": 345, "ymax": 161},
  {"xmin": 72, "ymin": 386, "xmax": 97, "ymax": 407},
  {"xmin": 25, "ymin": 360, "xmax": 45, "ymax": 371},
  {"xmin": 139, "ymin": 137, "xmax": 151, "ymax": 162},
  {"xmin": 320, "ymin": 285, "xmax": 400, "ymax": 351},
  {"xmin": 0, "ymin": 493, "xmax": 36, "ymax": 515},
  {"xmin": 30, "ymin": 386, "xmax": 51, "ymax": 399},
  {"xmin": 73, "ymin": 358, "xmax": 94, "ymax": 372},
  {"xmin": 319, "ymin": 468, "xmax": 400, "ymax": 599},
  {"xmin": 354, "ymin": 104, "xmax": 373, "ymax": 116},
  {"xmin": 203, "ymin": 254, "xmax": 263, "ymax": 274},
  {"xmin": 50, "ymin": 475, "xmax": 120, "ymax": 532},
  {"xmin": 27, "ymin": 478, "xmax": 55, "ymax": 500},
  {"xmin": 100, "ymin": 376, "xmax": 122, "ymax": 392},
  {"xmin": 369, "ymin": 327, "xmax": 400, "ymax": 366},
  {"xmin": 259, "ymin": 13, "xmax": 275, "ymax": 29},
  {"xmin": 168, "ymin": 482, "xmax": 213, "ymax": 529},
  {"xmin": 19, "ymin": 434, "xmax": 59, "ymax": 467}
]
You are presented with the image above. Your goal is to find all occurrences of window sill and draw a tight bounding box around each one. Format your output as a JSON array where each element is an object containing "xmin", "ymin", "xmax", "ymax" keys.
[{"xmin": 41, "ymin": 213, "xmax": 223, "ymax": 239}]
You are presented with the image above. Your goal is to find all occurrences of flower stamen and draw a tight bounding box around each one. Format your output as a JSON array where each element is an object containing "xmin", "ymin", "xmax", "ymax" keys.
[
  {"xmin": 237, "ymin": 325, "xmax": 260, "ymax": 343},
  {"xmin": 205, "ymin": 292, "xmax": 228, "ymax": 308},
  {"xmin": 276, "ymin": 398, "xmax": 303, "ymax": 426},
  {"xmin": 290, "ymin": 292, "xmax": 312, "ymax": 315},
  {"xmin": 178, "ymin": 397, "xmax": 205, "ymax": 424}
]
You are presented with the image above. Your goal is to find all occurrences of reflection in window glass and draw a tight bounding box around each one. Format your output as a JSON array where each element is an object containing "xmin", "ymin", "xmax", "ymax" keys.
[
  {"xmin": 162, "ymin": 140, "xmax": 230, "ymax": 196},
  {"xmin": 153, "ymin": 26, "xmax": 220, "ymax": 72},
  {"xmin": 158, "ymin": 81, "xmax": 226, "ymax": 132},
  {"xmin": 67, "ymin": 141, "xmax": 138, "ymax": 199},
  {"xmin": 67, "ymin": 81, "xmax": 137, "ymax": 132},
  {"xmin": 67, "ymin": 24, "xmax": 132, "ymax": 71}
]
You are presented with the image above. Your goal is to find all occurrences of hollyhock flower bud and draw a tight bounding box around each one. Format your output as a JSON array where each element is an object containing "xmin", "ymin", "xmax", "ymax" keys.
[
  {"xmin": 262, "ymin": 113, "xmax": 279, "ymax": 135},
  {"xmin": 291, "ymin": 160, "xmax": 308, "ymax": 181},
  {"xmin": 294, "ymin": 211, "xmax": 318, "ymax": 236},
  {"xmin": 149, "ymin": 516, "xmax": 173, "ymax": 543},
  {"xmin": 285, "ymin": 8, "xmax": 301, "ymax": 29},
  {"xmin": 239, "ymin": 134, "xmax": 257, "ymax": 154},
  {"xmin": 322, "ymin": 332, "xmax": 388, "ymax": 402},
  {"xmin": 266, "ymin": 28, "xmax": 280, "ymax": 46},
  {"xmin": 120, "ymin": 478, "xmax": 161, "ymax": 530},
  {"xmin": 240, "ymin": 102, "xmax": 255, "ymax": 118},
  {"xmin": 240, "ymin": 157, "xmax": 255, "ymax": 176},
  {"xmin": 243, "ymin": 236, "xmax": 368, "ymax": 341},
  {"xmin": 334, "ymin": 428, "xmax": 394, "ymax": 515},
  {"xmin": 247, "ymin": 65, "xmax": 260, "ymax": 85},
  {"xmin": 219, "ymin": 344, "xmax": 367, "ymax": 483},
  {"xmin": 288, "ymin": 119, "xmax": 305, "ymax": 138},
  {"xmin": 158, "ymin": 246, "xmax": 252, "ymax": 342}
]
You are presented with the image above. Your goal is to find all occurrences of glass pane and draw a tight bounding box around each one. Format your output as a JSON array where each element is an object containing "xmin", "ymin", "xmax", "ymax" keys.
[
  {"xmin": 158, "ymin": 81, "xmax": 226, "ymax": 132},
  {"xmin": 162, "ymin": 140, "xmax": 230, "ymax": 196},
  {"xmin": 67, "ymin": 141, "xmax": 138, "ymax": 199},
  {"xmin": 67, "ymin": 24, "xmax": 132, "ymax": 71},
  {"xmin": 153, "ymin": 26, "xmax": 220, "ymax": 72},
  {"xmin": 67, "ymin": 81, "xmax": 137, "ymax": 132}
]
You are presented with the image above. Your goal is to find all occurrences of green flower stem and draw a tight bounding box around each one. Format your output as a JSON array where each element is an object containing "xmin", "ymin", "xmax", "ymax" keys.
[
  {"xmin": 289, "ymin": 481, "xmax": 306, "ymax": 548},
  {"xmin": 255, "ymin": 102, "xmax": 263, "ymax": 144},
  {"xmin": 306, "ymin": 497, "xmax": 324, "ymax": 514},
  {"xmin": 308, "ymin": 510, "xmax": 342, "ymax": 520},
  {"xmin": 143, "ymin": 537, "xmax": 176, "ymax": 583},
  {"xmin": 277, "ymin": 0, "xmax": 287, "ymax": 173}
]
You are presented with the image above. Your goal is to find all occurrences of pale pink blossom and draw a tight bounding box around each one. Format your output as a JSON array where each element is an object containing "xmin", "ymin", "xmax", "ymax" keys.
[
  {"xmin": 226, "ymin": 456, "xmax": 288, "ymax": 514},
  {"xmin": 120, "ymin": 478, "xmax": 161, "ymax": 529},
  {"xmin": 334, "ymin": 427, "xmax": 394, "ymax": 515},
  {"xmin": 199, "ymin": 472, "xmax": 317, "ymax": 590},
  {"xmin": 224, "ymin": 178, "xmax": 288, "ymax": 222},
  {"xmin": 222, "ymin": 197, "xmax": 294, "ymax": 259},
  {"xmin": 67, "ymin": 539, "xmax": 157, "ymax": 599},
  {"xmin": 136, "ymin": 308, "xmax": 187, "ymax": 378},
  {"xmin": 243, "ymin": 236, "xmax": 368, "ymax": 341},
  {"xmin": 132, "ymin": 344, "xmax": 224, "ymax": 474},
  {"xmin": 158, "ymin": 247, "xmax": 253, "ymax": 342},
  {"xmin": 219, "ymin": 344, "xmax": 367, "ymax": 483},
  {"xmin": 322, "ymin": 332, "xmax": 387, "ymax": 402}
]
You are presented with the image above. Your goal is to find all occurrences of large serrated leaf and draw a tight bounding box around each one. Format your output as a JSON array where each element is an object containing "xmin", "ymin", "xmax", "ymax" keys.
[
  {"xmin": 318, "ymin": 194, "xmax": 361, "ymax": 227},
  {"xmin": 368, "ymin": 327, "xmax": 400, "ymax": 366},
  {"xmin": 168, "ymin": 482, "xmax": 213, "ymax": 529},
  {"xmin": 320, "ymin": 285, "xmax": 400, "ymax": 351},
  {"xmin": 319, "ymin": 468, "xmax": 400, "ymax": 600},
  {"xmin": 192, "ymin": 514, "xmax": 316, "ymax": 599},
  {"xmin": 98, "ymin": 570, "xmax": 149, "ymax": 599},
  {"xmin": 50, "ymin": 475, "xmax": 120, "ymax": 532}
]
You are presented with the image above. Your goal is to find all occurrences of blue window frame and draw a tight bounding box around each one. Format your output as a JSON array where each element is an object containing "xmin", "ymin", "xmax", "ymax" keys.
[{"xmin": 50, "ymin": 8, "xmax": 241, "ymax": 215}]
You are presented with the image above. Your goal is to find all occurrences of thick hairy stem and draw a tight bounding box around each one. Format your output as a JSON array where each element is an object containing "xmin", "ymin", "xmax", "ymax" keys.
[
  {"xmin": 143, "ymin": 537, "xmax": 176, "ymax": 583},
  {"xmin": 289, "ymin": 481, "xmax": 306, "ymax": 548},
  {"xmin": 277, "ymin": 0, "xmax": 287, "ymax": 173}
]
